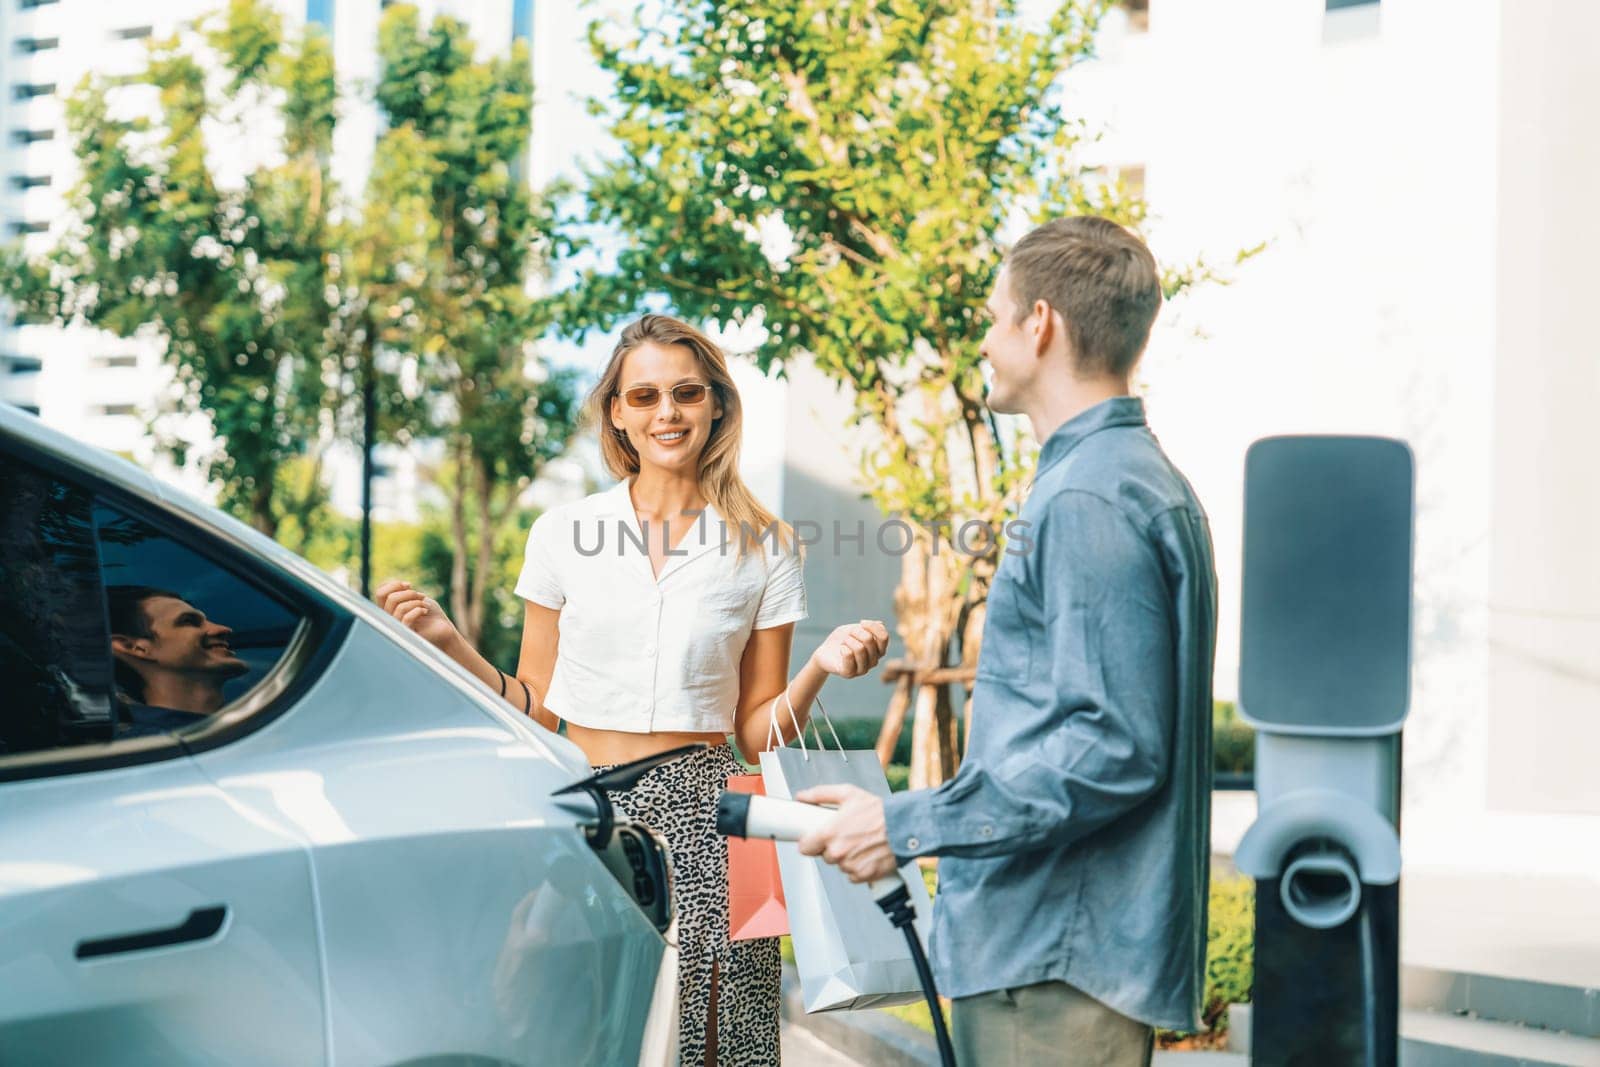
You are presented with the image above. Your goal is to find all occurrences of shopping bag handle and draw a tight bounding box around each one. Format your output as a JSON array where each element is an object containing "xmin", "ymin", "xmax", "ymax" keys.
[
  {"xmin": 801, "ymin": 689, "xmax": 846, "ymax": 756},
  {"xmin": 765, "ymin": 686, "xmax": 847, "ymax": 763},
  {"xmin": 765, "ymin": 690, "xmax": 803, "ymax": 756}
]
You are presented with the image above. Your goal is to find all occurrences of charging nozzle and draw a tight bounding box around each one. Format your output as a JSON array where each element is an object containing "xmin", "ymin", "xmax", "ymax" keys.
[
  {"xmin": 715, "ymin": 790, "xmax": 751, "ymax": 839},
  {"xmin": 715, "ymin": 790, "xmax": 903, "ymax": 900},
  {"xmin": 714, "ymin": 787, "xmax": 955, "ymax": 1066}
]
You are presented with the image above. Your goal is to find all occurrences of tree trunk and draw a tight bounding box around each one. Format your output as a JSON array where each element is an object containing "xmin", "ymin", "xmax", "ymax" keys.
[
  {"xmin": 870, "ymin": 387, "xmax": 1007, "ymax": 785},
  {"xmin": 448, "ymin": 442, "xmax": 476, "ymax": 647},
  {"xmin": 933, "ymin": 677, "xmax": 958, "ymax": 780},
  {"xmin": 959, "ymin": 597, "xmax": 986, "ymax": 758},
  {"xmin": 875, "ymin": 673, "xmax": 913, "ymax": 768},
  {"xmin": 250, "ymin": 477, "xmax": 277, "ymax": 541},
  {"xmin": 468, "ymin": 455, "xmax": 494, "ymax": 657},
  {"xmin": 905, "ymin": 536, "xmax": 964, "ymax": 791},
  {"xmin": 910, "ymin": 678, "xmax": 942, "ymax": 790}
]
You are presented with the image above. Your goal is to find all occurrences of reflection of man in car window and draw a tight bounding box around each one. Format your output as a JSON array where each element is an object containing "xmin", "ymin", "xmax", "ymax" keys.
[{"xmin": 106, "ymin": 585, "xmax": 250, "ymax": 733}]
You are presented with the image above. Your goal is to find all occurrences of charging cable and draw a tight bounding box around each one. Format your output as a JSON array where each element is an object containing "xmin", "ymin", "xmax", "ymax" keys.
[{"xmin": 716, "ymin": 791, "xmax": 958, "ymax": 1067}]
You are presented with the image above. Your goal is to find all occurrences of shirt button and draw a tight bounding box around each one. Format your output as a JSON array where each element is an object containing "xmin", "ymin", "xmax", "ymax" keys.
[
  {"xmin": 906, "ymin": 837, "xmax": 920, "ymax": 851},
  {"xmin": 980, "ymin": 825, "xmax": 994, "ymax": 838},
  {"xmin": 643, "ymin": 644, "xmax": 656, "ymax": 656}
]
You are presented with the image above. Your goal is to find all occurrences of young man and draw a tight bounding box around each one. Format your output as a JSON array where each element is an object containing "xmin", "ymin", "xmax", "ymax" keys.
[
  {"xmin": 798, "ymin": 216, "xmax": 1218, "ymax": 1066},
  {"xmin": 107, "ymin": 585, "xmax": 250, "ymax": 731}
]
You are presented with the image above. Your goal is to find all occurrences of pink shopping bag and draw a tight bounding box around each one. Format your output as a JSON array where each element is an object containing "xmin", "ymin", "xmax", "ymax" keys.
[{"xmin": 726, "ymin": 773, "xmax": 789, "ymax": 940}]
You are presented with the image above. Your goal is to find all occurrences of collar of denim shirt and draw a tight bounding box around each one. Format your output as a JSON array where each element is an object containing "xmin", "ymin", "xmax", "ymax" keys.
[{"xmin": 1034, "ymin": 395, "xmax": 1149, "ymax": 480}]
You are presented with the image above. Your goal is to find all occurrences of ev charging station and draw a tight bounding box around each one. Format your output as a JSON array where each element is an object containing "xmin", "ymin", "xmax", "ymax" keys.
[{"xmin": 1235, "ymin": 435, "xmax": 1415, "ymax": 1067}]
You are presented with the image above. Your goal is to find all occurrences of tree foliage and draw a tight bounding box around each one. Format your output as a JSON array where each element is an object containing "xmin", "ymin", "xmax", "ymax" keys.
[
  {"xmin": 568, "ymin": 0, "xmax": 1182, "ymax": 783},
  {"xmin": 1, "ymin": 0, "xmax": 341, "ymax": 541},
  {"xmin": 1, "ymin": 1, "xmax": 582, "ymax": 651},
  {"xmin": 366, "ymin": 5, "xmax": 582, "ymax": 646}
]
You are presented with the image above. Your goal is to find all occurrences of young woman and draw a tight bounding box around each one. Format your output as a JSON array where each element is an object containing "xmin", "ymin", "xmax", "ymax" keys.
[{"xmin": 377, "ymin": 314, "xmax": 889, "ymax": 1065}]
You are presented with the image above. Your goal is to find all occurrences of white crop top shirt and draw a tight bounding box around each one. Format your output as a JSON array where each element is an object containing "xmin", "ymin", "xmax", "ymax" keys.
[{"xmin": 513, "ymin": 480, "xmax": 808, "ymax": 734}]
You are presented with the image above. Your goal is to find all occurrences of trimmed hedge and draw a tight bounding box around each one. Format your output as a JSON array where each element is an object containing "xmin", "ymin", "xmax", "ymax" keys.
[
  {"xmin": 1196, "ymin": 874, "xmax": 1255, "ymax": 1035},
  {"xmin": 1213, "ymin": 701, "xmax": 1255, "ymax": 777},
  {"xmin": 826, "ymin": 715, "xmax": 912, "ymax": 764},
  {"xmin": 825, "ymin": 715, "xmax": 967, "ymax": 767}
]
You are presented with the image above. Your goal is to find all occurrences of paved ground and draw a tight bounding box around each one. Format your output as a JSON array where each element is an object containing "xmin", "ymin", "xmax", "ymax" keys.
[
  {"xmin": 1216, "ymin": 794, "xmax": 1600, "ymax": 987},
  {"xmin": 1403, "ymin": 868, "xmax": 1600, "ymax": 987},
  {"xmin": 781, "ymin": 1021, "xmax": 1249, "ymax": 1065},
  {"xmin": 1398, "ymin": 809, "xmax": 1600, "ymax": 989},
  {"xmin": 781, "ymin": 1020, "xmax": 870, "ymax": 1065}
]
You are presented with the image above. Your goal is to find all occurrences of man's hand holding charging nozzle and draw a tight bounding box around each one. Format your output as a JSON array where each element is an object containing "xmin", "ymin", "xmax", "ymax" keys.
[{"xmin": 796, "ymin": 784, "xmax": 898, "ymax": 884}]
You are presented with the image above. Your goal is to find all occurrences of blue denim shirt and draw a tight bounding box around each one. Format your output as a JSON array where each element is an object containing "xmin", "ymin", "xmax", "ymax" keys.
[{"xmin": 882, "ymin": 397, "xmax": 1218, "ymax": 1030}]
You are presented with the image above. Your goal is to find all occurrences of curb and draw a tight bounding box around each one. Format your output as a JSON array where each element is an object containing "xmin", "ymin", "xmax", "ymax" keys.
[{"xmin": 780, "ymin": 963, "xmax": 940, "ymax": 1067}]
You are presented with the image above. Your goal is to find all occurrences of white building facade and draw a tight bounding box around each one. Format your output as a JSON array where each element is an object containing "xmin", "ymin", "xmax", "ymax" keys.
[{"xmin": 1064, "ymin": 0, "xmax": 1599, "ymax": 823}]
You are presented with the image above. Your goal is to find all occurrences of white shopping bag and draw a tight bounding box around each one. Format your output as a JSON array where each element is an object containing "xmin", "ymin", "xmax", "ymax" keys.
[{"xmin": 759, "ymin": 695, "xmax": 934, "ymax": 1013}]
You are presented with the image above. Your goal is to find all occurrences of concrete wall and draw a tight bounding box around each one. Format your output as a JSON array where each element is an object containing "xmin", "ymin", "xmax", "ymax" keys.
[
  {"xmin": 779, "ymin": 358, "xmax": 905, "ymax": 722},
  {"xmin": 1486, "ymin": 0, "xmax": 1600, "ymax": 815}
]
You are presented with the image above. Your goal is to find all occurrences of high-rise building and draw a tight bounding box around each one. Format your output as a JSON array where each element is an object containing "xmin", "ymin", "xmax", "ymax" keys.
[
  {"xmin": 0, "ymin": 0, "xmax": 543, "ymax": 517},
  {"xmin": 0, "ymin": 0, "xmax": 274, "ymax": 475}
]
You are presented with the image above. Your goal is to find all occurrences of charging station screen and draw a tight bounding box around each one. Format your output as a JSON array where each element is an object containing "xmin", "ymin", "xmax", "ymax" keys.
[{"xmin": 1239, "ymin": 435, "xmax": 1413, "ymax": 735}]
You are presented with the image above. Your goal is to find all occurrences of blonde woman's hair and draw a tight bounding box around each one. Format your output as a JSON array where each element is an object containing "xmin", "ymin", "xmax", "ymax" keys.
[{"xmin": 588, "ymin": 314, "xmax": 795, "ymax": 555}]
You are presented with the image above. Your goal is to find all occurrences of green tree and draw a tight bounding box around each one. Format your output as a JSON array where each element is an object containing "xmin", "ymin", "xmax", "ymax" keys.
[
  {"xmin": 365, "ymin": 5, "xmax": 583, "ymax": 647},
  {"xmin": 1, "ymin": 1, "xmax": 584, "ymax": 653},
  {"xmin": 567, "ymin": 0, "xmax": 1238, "ymax": 786},
  {"xmin": 0, "ymin": 0, "xmax": 342, "ymax": 543},
  {"xmin": 417, "ymin": 504, "xmax": 542, "ymax": 671}
]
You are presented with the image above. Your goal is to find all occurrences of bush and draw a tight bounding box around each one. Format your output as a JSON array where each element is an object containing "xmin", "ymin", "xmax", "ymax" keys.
[
  {"xmin": 1200, "ymin": 874, "xmax": 1255, "ymax": 1033},
  {"xmin": 829, "ymin": 716, "xmax": 911, "ymax": 763},
  {"xmin": 1213, "ymin": 701, "xmax": 1255, "ymax": 777},
  {"xmin": 830, "ymin": 716, "xmax": 968, "ymax": 767}
]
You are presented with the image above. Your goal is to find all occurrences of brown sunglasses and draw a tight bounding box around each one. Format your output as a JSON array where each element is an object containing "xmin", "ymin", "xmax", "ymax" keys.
[{"xmin": 620, "ymin": 382, "xmax": 710, "ymax": 408}]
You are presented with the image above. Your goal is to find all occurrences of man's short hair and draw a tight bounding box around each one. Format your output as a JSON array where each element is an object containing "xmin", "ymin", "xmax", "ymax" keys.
[
  {"xmin": 105, "ymin": 585, "xmax": 182, "ymax": 702},
  {"xmin": 106, "ymin": 585, "xmax": 182, "ymax": 639},
  {"xmin": 1006, "ymin": 216, "xmax": 1163, "ymax": 377}
]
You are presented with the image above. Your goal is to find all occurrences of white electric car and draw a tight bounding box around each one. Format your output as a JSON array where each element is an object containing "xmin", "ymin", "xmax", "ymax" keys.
[{"xmin": 0, "ymin": 403, "xmax": 676, "ymax": 1065}]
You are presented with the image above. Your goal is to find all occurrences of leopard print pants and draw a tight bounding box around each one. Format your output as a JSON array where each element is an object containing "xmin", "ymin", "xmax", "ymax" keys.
[{"xmin": 599, "ymin": 743, "xmax": 782, "ymax": 1066}]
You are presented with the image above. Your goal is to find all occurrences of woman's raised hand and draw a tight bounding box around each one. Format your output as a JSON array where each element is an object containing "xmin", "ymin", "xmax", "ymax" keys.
[
  {"xmin": 375, "ymin": 579, "xmax": 461, "ymax": 652},
  {"xmin": 811, "ymin": 619, "xmax": 891, "ymax": 679}
]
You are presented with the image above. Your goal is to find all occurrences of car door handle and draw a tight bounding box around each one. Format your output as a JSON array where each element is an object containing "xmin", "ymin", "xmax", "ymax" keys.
[{"xmin": 75, "ymin": 905, "xmax": 229, "ymax": 960}]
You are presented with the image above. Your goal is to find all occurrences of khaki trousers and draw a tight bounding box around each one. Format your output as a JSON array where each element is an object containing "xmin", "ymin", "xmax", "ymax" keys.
[{"xmin": 950, "ymin": 980, "xmax": 1155, "ymax": 1067}]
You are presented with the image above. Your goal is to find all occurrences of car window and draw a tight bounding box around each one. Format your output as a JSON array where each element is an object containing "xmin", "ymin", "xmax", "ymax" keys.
[
  {"xmin": 0, "ymin": 451, "xmax": 312, "ymax": 764},
  {"xmin": 96, "ymin": 502, "xmax": 305, "ymax": 742},
  {"xmin": 0, "ymin": 461, "xmax": 118, "ymax": 755}
]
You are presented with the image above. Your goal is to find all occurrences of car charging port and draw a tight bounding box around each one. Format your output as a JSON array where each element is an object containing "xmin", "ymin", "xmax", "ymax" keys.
[{"xmin": 552, "ymin": 743, "xmax": 704, "ymax": 935}]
